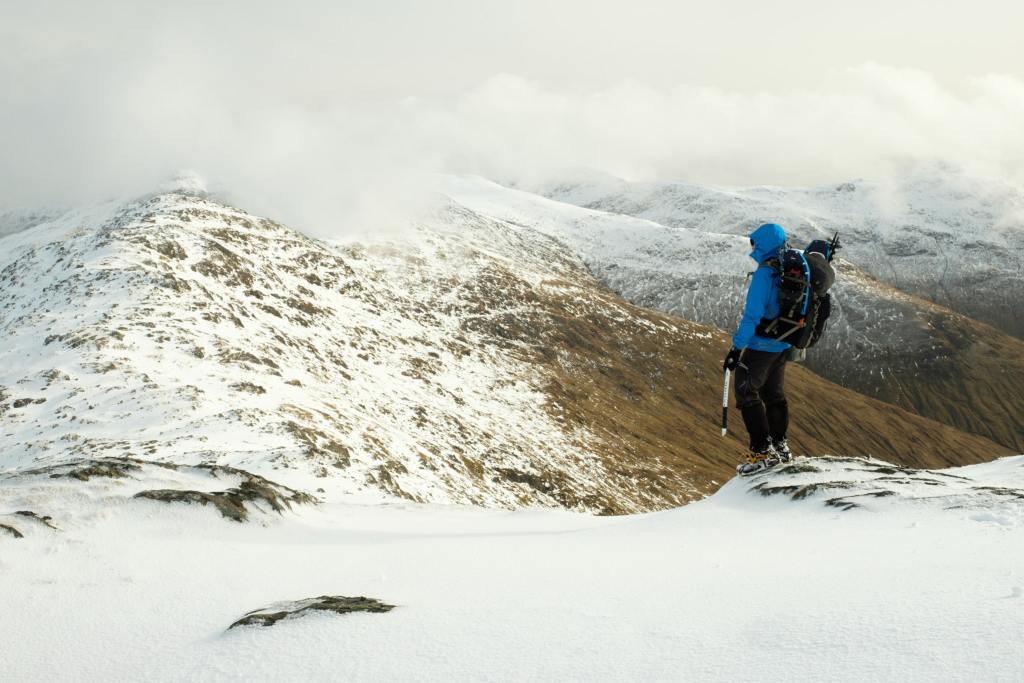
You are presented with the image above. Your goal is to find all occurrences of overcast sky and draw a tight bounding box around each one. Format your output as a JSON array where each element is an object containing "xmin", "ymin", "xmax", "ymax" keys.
[{"xmin": 3, "ymin": 1, "xmax": 1024, "ymax": 229}]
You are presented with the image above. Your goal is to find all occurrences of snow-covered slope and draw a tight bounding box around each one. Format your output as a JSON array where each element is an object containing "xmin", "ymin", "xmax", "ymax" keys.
[
  {"xmin": 3, "ymin": 188, "xmax": 718, "ymax": 512},
  {"xmin": 2, "ymin": 453, "xmax": 1022, "ymax": 681}
]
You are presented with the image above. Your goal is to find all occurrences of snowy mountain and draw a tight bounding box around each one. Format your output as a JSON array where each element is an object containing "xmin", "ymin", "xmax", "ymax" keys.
[
  {"xmin": 1, "ymin": 187, "xmax": 708, "ymax": 512},
  {"xmin": 1, "ymin": 181, "xmax": 1011, "ymax": 517},
  {"xmin": 3, "ymin": 177, "xmax": 1022, "ymax": 681},
  {"xmin": 535, "ymin": 163, "xmax": 1024, "ymax": 338},
  {"xmin": 465, "ymin": 172, "xmax": 1024, "ymax": 451},
  {"xmin": 0, "ymin": 207, "xmax": 68, "ymax": 240}
]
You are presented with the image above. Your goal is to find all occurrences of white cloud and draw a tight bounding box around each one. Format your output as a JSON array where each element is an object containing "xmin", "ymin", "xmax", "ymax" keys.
[{"xmin": 3, "ymin": 3, "xmax": 1024, "ymax": 236}]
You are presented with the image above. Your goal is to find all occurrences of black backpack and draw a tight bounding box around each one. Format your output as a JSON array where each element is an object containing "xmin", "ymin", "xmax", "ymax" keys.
[{"xmin": 755, "ymin": 234, "xmax": 840, "ymax": 350}]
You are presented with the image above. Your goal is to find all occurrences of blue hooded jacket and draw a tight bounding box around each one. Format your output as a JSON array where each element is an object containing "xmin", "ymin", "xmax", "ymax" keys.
[{"xmin": 732, "ymin": 223, "xmax": 791, "ymax": 353}]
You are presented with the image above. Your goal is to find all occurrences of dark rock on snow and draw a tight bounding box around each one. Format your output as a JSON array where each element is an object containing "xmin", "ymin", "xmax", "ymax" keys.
[
  {"xmin": 229, "ymin": 596, "xmax": 395, "ymax": 629},
  {"xmin": 14, "ymin": 511, "xmax": 59, "ymax": 530},
  {"xmin": 134, "ymin": 472, "xmax": 317, "ymax": 522},
  {"xmin": 0, "ymin": 523, "xmax": 24, "ymax": 539}
]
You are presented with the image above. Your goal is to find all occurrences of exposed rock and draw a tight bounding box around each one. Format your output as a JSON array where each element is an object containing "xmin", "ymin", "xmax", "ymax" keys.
[
  {"xmin": 0, "ymin": 523, "xmax": 23, "ymax": 539},
  {"xmin": 155, "ymin": 240, "xmax": 187, "ymax": 260},
  {"xmin": 228, "ymin": 596, "xmax": 394, "ymax": 629},
  {"xmin": 775, "ymin": 463, "xmax": 822, "ymax": 475},
  {"xmin": 751, "ymin": 480, "xmax": 858, "ymax": 501},
  {"xmin": 230, "ymin": 382, "xmax": 266, "ymax": 394},
  {"xmin": 6, "ymin": 458, "xmax": 316, "ymax": 524},
  {"xmin": 825, "ymin": 490, "xmax": 897, "ymax": 511},
  {"xmin": 739, "ymin": 456, "xmax": 1024, "ymax": 513},
  {"xmin": 972, "ymin": 486, "xmax": 1024, "ymax": 500},
  {"xmin": 26, "ymin": 458, "xmax": 146, "ymax": 481},
  {"xmin": 134, "ymin": 472, "xmax": 317, "ymax": 522},
  {"xmin": 14, "ymin": 511, "xmax": 58, "ymax": 530},
  {"xmin": 284, "ymin": 422, "xmax": 351, "ymax": 468}
]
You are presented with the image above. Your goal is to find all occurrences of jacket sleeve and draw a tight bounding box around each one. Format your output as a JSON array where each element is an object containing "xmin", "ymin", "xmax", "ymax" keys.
[{"xmin": 732, "ymin": 268, "xmax": 771, "ymax": 349}]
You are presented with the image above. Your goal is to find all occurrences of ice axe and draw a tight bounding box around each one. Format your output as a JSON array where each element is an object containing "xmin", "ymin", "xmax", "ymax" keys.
[
  {"xmin": 721, "ymin": 367, "xmax": 731, "ymax": 436},
  {"xmin": 723, "ymin": 268, "xmax": 754, "ymax": 437},
  {"xmin": 721, "ymin": 348, "xmax": 746, "ymax": 436}
]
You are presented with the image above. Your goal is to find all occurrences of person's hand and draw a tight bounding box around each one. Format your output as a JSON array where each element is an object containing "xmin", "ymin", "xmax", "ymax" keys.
[{"xmin": 723, "ymin": 348, "xmax": 742, "ymax": 371}]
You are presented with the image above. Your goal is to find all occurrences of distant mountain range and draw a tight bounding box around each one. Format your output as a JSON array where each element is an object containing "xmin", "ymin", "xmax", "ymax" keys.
[{"xmin": 534, "ymin": 163, "xmax": 1024, "ymax": 333}]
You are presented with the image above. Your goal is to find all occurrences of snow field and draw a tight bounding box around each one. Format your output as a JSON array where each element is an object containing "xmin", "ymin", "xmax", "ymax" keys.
[{"xmin": 2, "ymin": 458, "xmax": 1022, "ymax": 682}]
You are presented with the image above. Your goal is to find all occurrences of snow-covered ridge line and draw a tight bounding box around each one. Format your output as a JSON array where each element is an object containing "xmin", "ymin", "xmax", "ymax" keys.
[{"xmin": 1, "ymin": 188, "xmax": 728, "ymax": 513}]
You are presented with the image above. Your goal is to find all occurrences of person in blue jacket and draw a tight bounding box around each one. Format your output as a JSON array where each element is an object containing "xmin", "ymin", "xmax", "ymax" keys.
[{"xmin": 723, "ymin": 223, "xmax": 795, "ymax": 474}]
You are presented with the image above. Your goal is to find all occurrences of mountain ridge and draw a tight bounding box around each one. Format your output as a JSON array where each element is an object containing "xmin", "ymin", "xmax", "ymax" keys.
[
  {"xmin": 0, "ymin": 185, "xmax": 1014, "ymax": 515},
  {"xmin": 532, "ymin": 164, "xmax": 1024, "ymax": 337}
]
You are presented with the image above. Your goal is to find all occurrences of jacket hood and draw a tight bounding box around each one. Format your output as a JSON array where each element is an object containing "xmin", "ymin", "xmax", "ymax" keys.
[{"xmin": 749, "ymin": 223, "xmax": 787, "ymax": 263}]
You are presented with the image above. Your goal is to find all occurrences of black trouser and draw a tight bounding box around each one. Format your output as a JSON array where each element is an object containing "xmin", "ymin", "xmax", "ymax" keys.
[{"xmin": 733, "ymin": 349, "xmax": 789, "ymax": 452}]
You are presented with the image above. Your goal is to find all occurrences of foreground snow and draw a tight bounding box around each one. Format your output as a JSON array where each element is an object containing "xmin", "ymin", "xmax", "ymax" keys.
[{"xmin": 2, "ymin": 455, "xmax": 1022, "ymax": 682}]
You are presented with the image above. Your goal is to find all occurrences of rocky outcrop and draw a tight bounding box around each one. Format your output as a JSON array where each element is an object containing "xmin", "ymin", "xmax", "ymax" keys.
[
  {"xmin": 13, "ymin": 511, "xmax": 58, "ymax": 530},
  {"xmin": 134, "ymin": 472, "xmax": 317, "ymax": 522},
  {"xmin": 26, "ymin": 459, "xmax": 146, "ymax": 481},
  {"xmin": 228, "ymin": 596, "xmax": 394, "ymax": 629},
  {"xmin": 0, "ymin": 523, "xmax": 23, "ymax": 539},
  {"xmin": 0, "ymin": 510, "xmax": 59, "ymax": 539},
  {"xmin": 735, "ymin": 455, "xmax": 1024, "ymax": 513},
  {"xmin": 6, "ymin": 458, "xmax": 317, "ymax": 524}
]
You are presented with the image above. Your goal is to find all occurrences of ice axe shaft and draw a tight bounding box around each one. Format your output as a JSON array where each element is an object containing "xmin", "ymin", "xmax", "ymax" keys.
[{"xmin": 721, "ymin": 368, "xmax": 730, "ymax": 436}]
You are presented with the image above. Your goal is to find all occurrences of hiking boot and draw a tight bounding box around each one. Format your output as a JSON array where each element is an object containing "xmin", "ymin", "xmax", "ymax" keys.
[
  {"xmin": 772, "ymin": 438, "xmax": 793, "ymax": 463},
  {"xmin": 736, "ymin": 446, "xmax": 780, "ymax": 476}
]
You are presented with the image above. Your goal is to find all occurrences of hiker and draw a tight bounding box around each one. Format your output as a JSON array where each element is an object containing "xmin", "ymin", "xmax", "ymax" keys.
[{"xmin": 722, "ymin": 223, "xmax": 795, "ymax": 475}]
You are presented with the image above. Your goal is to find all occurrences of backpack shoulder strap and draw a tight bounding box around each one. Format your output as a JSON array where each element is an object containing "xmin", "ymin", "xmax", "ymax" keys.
[{"xmin": 748, "ymin": 256, "xmax": 781, "ymax": 281}]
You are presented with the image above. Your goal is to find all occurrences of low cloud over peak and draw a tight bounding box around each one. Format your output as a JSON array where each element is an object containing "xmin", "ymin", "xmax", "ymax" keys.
[{"xmin": 3, "ymin": 3, "xmax": 1024, "ymax": 234}]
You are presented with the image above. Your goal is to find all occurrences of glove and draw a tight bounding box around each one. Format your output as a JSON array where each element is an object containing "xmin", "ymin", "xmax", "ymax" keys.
[{"xmin": 723, "ymin": 348, "xmax": 742, "ymax": 372}]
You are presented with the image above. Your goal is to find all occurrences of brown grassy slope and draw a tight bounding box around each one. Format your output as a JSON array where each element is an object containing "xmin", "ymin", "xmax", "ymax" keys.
[
  {"xmin": 817, "ymin": 269, "xmax": 1024, "ymax": 453},
  {"xmin": 887, "ymin": 310, "xmax": 1024, "ymax": 452},
  {"xmin": 488, "ymin": 268, "xmax": 1015, "ymax": 508}
]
